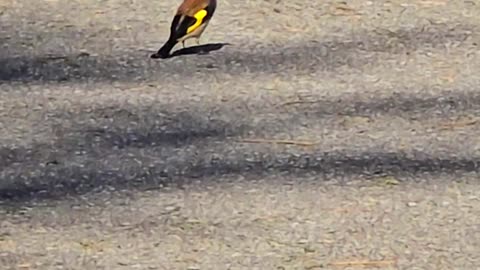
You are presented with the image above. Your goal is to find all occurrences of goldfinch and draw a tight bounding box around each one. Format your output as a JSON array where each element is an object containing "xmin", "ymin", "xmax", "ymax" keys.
[{"xmin": 151, "ymin": 0, "xmax": 217, "ymax": 59}]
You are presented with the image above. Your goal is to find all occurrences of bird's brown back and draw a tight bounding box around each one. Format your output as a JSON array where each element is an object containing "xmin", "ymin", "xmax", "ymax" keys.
[{"xmin": 177, "ymin": 0, "xmax": 211, "ymax": 16}]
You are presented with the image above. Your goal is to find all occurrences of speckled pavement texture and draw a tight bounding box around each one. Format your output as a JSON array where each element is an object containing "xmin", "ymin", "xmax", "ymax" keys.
[{"xmin": 1, "ymin": 0, "xmax": 480, "ymax": 269}]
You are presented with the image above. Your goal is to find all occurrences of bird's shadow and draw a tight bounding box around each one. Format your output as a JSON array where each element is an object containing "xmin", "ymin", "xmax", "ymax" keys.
[{"xmin": 151, "ymin": 43, "xmax": 230, "ymax": 59}]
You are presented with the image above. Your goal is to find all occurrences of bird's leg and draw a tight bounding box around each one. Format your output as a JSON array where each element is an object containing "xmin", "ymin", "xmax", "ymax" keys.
[
  {"xmin": 182, "ymin": 40, "xmax": 185, "ymax": 48},
  {"xmin": 195, "ymin": 38, "xmax": 200, "ymax": 45}
]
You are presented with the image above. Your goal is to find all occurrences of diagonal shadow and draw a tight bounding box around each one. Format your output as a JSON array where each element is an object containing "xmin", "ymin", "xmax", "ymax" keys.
[
  {"xmin": 0, "ymin": 24, "xmax": 474, "ymax": 82},
  {"xmin": 0, "ymin": 105, "xmax": 251, "ymax": 205},
  {"xmin": 1, "ymin": 148, "xmax": 479, "ymax": 204}
]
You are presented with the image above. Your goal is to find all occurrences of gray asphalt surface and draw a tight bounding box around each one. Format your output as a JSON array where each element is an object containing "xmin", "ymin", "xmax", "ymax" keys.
[{"xmin": 1, "ymin": 0, "xmax": 480, "ymax": 269}]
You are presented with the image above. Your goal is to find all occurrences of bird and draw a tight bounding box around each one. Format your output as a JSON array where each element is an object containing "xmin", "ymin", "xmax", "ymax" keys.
[{"xmin": 151, "ymin": 0, "xmax": 217, "ymax": 59}]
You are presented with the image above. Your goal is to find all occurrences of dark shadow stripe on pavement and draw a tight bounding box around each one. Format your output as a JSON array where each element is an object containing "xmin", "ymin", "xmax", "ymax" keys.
[
  {"xmin": 0, "ymin": 24, "xmax": 474, "ymax": 82},
  {"xmin": 1, "ymin": 148, "xmax": 479, "ymax": 204}
]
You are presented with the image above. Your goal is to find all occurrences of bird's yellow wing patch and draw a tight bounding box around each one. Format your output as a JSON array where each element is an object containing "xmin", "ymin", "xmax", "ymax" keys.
[{"xmin": 187, "ymin": 9, "xmax": 208, "ymax": 34}]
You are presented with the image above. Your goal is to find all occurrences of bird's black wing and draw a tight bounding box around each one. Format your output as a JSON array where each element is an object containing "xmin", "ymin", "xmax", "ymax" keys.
[
  {"xmin": 169, "ymin": 14, "xmax": 196, "ymax": 40},
  {"xmin": 168, "ymin": 6, "xmax": 213, "ymax": 41}
]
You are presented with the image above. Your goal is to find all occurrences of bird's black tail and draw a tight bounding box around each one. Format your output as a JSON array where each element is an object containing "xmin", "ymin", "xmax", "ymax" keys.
[{"xmin": 151, "ymin": 39, "xmax": 177, "ymax": 59}]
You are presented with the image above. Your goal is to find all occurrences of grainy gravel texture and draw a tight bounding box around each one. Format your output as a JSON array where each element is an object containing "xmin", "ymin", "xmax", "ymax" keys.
[{"xmin": 1, "ymin": 0, "xmax": 480, "ymax": 269}]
